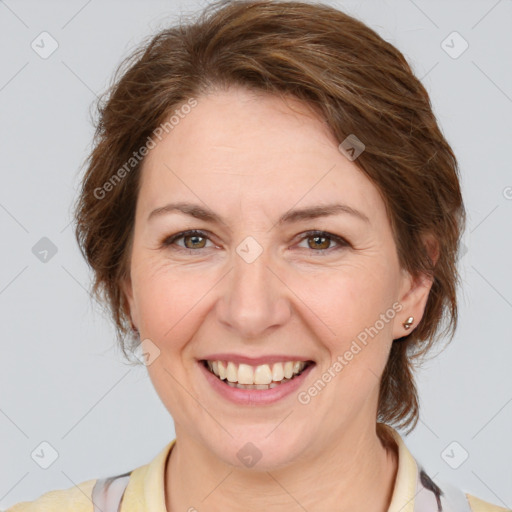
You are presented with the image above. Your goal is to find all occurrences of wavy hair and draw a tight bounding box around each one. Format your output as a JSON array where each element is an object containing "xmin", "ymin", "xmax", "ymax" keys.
[{"xmin": 74, "ymin": 0, "xmax": 466, "ymax": 433}]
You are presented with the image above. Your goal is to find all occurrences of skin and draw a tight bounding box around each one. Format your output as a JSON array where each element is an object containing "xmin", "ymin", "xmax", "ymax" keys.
[{"xmin": 122, "ymin": 86, "xmax": 435, "ymax": 512}]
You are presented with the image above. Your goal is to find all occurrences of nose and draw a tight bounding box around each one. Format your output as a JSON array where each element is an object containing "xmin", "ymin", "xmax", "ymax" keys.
[{"xmin": 215, "ymin": 245, "xmax": 292, "ymax": 340}]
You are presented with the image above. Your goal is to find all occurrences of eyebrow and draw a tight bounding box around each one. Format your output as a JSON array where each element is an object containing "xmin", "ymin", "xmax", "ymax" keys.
[{"xmin": 147, "ymin": 201, "xmax": 370, "ymax": 225}]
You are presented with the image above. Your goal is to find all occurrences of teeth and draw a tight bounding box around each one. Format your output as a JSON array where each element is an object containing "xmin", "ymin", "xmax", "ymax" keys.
[
  {"xmin": 254, "ymin": 364, "xmax": 272, "ymax": 385},
  {"xmin": 218, "ymin": 361, "xmax": 226, "ymax": 380},
  {"xmin": 227, "ymin": 379, "xmax": 292, "ymax": 389},
  {"xmin": 238, "ymin": 364, "xmax": 254, "ymax": 384},
  {"xmin": 272, "ymin": 362, "xmax": 284, "ymax": 381},
  {"xmin": 205, "ymin": 359, "xmax": 309, "ymax": 385},
  {"xmin": 284, "ymin": 361, "xmax": 294, "ymax": 379},
  {"xmin": 226, "ymin": 361, "xmax": 238, "ymax": 382}
]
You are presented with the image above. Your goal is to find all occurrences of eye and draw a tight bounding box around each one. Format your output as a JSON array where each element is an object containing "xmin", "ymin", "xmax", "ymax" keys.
[
  {"xmin": 161, "ymin": 229, "xmax": 349, "ymax": 254},
  {"xmin": 162, "ymin": 230, "xmax": 215, "ymax": 251},
  {"xmin": 296, "ymin": 230, "xmax": 349, "ymax": 253}
]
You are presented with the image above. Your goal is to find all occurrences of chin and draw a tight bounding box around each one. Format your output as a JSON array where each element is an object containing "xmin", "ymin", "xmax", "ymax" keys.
[{"xmin": 206, "ymin": 426, "xmax": 309, "ymax": 472}]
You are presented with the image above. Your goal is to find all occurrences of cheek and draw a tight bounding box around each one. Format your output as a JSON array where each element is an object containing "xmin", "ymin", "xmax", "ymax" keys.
[
  {"xmin": 305, "ymin": 261, "xmax": 399, "ymax": 340},
  {"xmin": 132, "ymin": 259, "xmax": 223, "ymax": 351},
  {"xmin": 302, "ymin": 266, "xmax": 400, "ymax": 410},
  {"xmin": 299, "ymin": 261, "xmax": 400, "ymax": 410}
]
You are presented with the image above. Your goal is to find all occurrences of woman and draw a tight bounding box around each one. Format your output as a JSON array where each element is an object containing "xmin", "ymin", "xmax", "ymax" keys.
[{"xmin": 7, "ymin": 0, "xmax": 508, "ymax": 511}]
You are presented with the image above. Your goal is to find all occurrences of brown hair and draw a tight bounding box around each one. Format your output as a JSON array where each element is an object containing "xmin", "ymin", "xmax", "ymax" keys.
[{"xmin": 73, "ymin": 0, "xmax": 465, "ymax": 433}]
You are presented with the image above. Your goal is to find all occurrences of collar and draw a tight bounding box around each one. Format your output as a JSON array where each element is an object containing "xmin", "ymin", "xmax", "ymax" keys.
[{"xmin": 383, "ymin": 423, "xmax": 420, "ymax": 512}]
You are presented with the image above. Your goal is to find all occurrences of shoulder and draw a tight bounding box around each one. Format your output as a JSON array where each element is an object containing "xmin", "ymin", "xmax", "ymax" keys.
[
  {"xmin": 379, "ymin": 424, "xmax": 510, "ymax": 512},
  {"xmin": 5, "ymin": 478, "xmax": 97, "ymax": 512},
  {"xmin": 466, "ymin": 493, "xmax": 511, "ymax": 512},
  {"xmin": 5, "ymin": 440, "xmax": 174, "ymax": 512}
]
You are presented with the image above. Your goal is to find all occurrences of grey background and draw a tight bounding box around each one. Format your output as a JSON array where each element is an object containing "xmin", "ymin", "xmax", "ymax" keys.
[{"xmin": 1, "ymin": 0, "xmax": 511, "ymax": 509}]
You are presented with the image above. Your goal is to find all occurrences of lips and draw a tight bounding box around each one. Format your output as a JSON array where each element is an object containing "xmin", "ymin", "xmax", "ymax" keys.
[{"xmin": 199, "ymin": 357, "xmax": 316, "ymax": 404}]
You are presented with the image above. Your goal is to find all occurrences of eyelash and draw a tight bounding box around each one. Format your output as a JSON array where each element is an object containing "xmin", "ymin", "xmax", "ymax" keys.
[{"xmin": 161, "ymin": 229, "xmax": 350, "ymax": 254}]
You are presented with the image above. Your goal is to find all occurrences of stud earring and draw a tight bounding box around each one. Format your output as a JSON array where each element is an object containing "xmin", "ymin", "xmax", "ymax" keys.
[{"xmin": 403, "ymin": 316, "xmax": 414, "ymax": 330}]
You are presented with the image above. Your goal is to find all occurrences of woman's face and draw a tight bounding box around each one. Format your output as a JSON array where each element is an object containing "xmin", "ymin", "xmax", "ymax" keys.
[{"xmin": 123, "ymin": 86, "xmax": 431, "ymax": 468}]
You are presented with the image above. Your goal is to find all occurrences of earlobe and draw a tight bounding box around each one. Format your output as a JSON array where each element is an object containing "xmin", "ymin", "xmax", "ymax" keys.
[
  {"xmin": 393, "ymin": 270, "xmax": 434, "ymax": 339},
  {"xmin": 393, "ymin": 233, "xmax": 438, "ymax": 339},
  {"xmin": 121, "ymin": 275, "xmax": 138, "ymax": 331}
]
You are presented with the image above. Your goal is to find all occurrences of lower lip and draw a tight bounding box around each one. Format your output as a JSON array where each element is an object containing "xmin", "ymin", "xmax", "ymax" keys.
[{"xmin": 198, "ymin": 361, "xmax": 315, "ymax": 405}]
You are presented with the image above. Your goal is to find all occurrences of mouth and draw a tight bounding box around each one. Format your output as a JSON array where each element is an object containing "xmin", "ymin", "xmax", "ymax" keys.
[{"xmin": 200, "ymin": 359, "xmax": 315, "ymax": 390}]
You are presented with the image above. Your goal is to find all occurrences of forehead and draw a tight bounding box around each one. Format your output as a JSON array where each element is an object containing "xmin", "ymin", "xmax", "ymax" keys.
[{"xmin": 137, "ymin": 87, "xmax": 384, "ymax": 222}]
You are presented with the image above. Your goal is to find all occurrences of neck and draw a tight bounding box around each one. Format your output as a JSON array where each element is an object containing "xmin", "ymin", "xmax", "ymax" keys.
[{"xmin": 165, "ymin": 422, "xmax": 399, "ymax": 512}]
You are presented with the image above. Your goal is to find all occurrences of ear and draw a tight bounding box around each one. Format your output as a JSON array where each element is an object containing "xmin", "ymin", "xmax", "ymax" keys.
[
  {"xmin": 392, "ymin": 233, "xmax": 439, "ymax": 339},
  {"xmin": 120, "ymin": 274, "xmax": 139, "ymax": 331}
]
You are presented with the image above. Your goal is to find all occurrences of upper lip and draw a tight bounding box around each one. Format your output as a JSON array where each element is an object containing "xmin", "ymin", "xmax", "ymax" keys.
[{"xmin": 200, "ymin": 353, "xmax": 315, "ymax": 366}]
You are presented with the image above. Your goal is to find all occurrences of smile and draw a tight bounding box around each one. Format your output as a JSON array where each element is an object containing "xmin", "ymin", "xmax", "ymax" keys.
[{"xmin": 201, "ymin": 359, "xmax": 314, "ymax": 390}]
